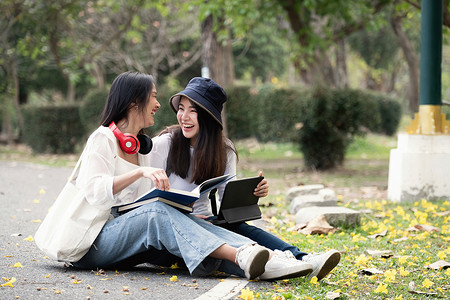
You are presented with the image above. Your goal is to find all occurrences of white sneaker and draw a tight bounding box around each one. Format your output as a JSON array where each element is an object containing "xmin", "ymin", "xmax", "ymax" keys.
[
  {"xmin": 259, "ymin": 250, "xmax": 313, "ymax": 281},
  {"xmin": 235, "ymin": 244, "xmax": 270, "ymax": 280},
  {"xmin": 302, "ymin": 249, "xmax": 340, "ymax": 280}
]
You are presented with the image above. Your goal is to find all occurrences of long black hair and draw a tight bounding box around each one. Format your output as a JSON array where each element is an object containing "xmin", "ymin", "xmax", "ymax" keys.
[
  {"xmin": 162, "ymin": 100, "xmax": 237, "ymax": 184},
  {"xmin": 100, "ymin": 71, "xmax": 155, "ymax": 128}
]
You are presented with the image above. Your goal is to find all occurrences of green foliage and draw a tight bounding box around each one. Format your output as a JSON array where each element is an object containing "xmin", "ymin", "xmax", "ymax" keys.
[
  {"xmin": 22, "ymin": 105, "xmax": 84, "ymax": 154},
  {"xmin": 226, "ymin": 85, "xmax": 258, "ymax": 139},
  {"xmin": 79, "ymin": 89, "xmax": 109, "ymax": 134},
  {"xmin": 255, "ymin": 85, "xmax": 306, "ymax": 143},
  {"xmin": 348, "ymin": 23, "xmax": 399, "ymax": 70},
  {"xmin": 297, "ymin": 87, "xmax": 380, "ymax": 170},
  {"xmin": 367, "ymin": 91, "xmax": 403, "ymax": 136},
  {"xmin": 233, "ymin": 20, "xmax": 287, "ymax": 82}
]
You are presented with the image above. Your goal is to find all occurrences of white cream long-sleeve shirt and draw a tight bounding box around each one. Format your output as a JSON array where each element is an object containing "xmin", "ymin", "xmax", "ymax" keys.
[
  {"xmin": 149, "ymin": 133, "xmax": 237, "ymax": 216},
  {"xmin": 76, "ymin": 126, "xmax": 153, "ymax": 211}
]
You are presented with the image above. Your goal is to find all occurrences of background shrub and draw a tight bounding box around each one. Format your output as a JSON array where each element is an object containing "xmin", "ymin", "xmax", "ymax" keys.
[
  {"xmin": 79, "ymin": 89, "xmax": 109, "ymax": 134},
  {"xmin": 226, "ymin": 85, "xmax": 259, "ymax": 139},
  {"xmin": 297, "ymin": 87, "xmax": 380, "ymax": 170},
  {"xmin": 365, "ymin": 91, "xmax": 402, "ymax": 136},
  {"xmin": 22, "ymin": 105, "xmax": 84, "ymax": 153},
  {"xmin": 255, "ymin": 85, "xmax": 306, "ymax": 142}
]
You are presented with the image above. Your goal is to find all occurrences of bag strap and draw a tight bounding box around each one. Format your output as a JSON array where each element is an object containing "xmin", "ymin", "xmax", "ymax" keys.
[{"xmin": 68, "ymin": 149, "xmax": 86, "ymax": 182}]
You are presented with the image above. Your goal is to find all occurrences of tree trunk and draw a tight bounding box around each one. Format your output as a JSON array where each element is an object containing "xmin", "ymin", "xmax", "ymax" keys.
[
  {"xmin": 201, "ymin": 15, "xmax": 235, "ymax": 136},
  {"xmin": 335, "ymin": 39, "xmax": 349, "ymax": 88},
  {"xmin": 391, "ymin": 13, "xmax": 420, "ymax": 113}
]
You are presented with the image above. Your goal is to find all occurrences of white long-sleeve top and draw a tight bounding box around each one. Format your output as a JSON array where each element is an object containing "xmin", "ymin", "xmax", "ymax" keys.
[
  {"xmin": 76, "ymin": 126, "xmax": 153, "ymax": 211},
  {"xmin": 149, "ymin": 133, "xmax": 237, "ymax": 216}
]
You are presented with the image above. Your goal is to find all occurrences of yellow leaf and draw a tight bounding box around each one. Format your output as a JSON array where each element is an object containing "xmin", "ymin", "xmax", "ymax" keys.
[
  {"xmin": 72, "ymin": 279, "xmax": 82, "ymax": 284},
  {"xmin": 39, "ymin": 189, "xmax": 46, "ymax": 194},
  {"xmin": 170, "ymin": 262, "xmax": 180, "ymax": 269},
  {"xmin": 422, "ymin": 278, "xmax": 434, "ymax": 288},
  {"xmin": 310, "ymin": 276, "xmax": 319, "ymax": 285},
  {"xmin": 384, "ymin": 269, "xmax": 396, "ymax": 282},
  {"xmin": 374, "ymin": 283, "xmax": 388, "ymax": 294},
  {"xmin": 1, "ymin": 277, "xmax": 16, "ymax": 287},
  {"xmin": 23, "ymin": 235, "xmax": 34, "ymax": 242},
  {"xmin": 11, "ymin": 262, "xmax": 23, "ymax": 268},
  {"xmin": 398, "ymin": 256, "xmax": 408, "ymax": 264},
  {"xmin": 31, "ymin": 219, "xmax": 41, "ymax": 223},
  {"xmin": 399, "ymin": 267, "xmax": 410, "ymax": 277},
  {"xmin": 45, "ymin": 274, "xmax": 51, "ymax": 278},
  {"xmin": 169, "ymin": 276, "xmax": 178, "ymax": 282},
  {"xmin": 239, "ymin": 287, "xmax": 254, "ymax": 300},
  {"xmin": 4, "ymin": 255, "xmax": 13, "ymax": 258}
]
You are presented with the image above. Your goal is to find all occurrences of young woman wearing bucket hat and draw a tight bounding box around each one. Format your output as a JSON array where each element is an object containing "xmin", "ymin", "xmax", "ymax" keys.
[
  {"xmin": 150, "ymin": 77, "xmax": 341, "ymax": 281},
  {"xmin": 56, "ymin": 71, "xmax": 294, "ymax": 281}
]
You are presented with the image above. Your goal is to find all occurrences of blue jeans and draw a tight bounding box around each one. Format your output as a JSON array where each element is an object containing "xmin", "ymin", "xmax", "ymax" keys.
[
  {"xmin": 73, "ymin": 202, "xmax": 252, "ymax": 277},
  {"xmin": 219, "ymin": 222, "xmax": 308, "ymax": 260}
]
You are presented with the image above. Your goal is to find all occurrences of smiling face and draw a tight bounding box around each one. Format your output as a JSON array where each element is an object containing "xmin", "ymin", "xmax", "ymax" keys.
[
  {"xmin": 138, "ymin": 84, "xmax": 160, "ymax": 128},
  {"xmin": 177, "ymin": 96, "xmax": 199, "ymax": 145}
]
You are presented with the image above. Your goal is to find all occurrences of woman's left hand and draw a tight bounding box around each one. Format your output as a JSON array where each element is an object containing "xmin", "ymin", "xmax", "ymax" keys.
[{"xmin": 254, "ymin": 171, "xmax": 269, "ymax": 198}]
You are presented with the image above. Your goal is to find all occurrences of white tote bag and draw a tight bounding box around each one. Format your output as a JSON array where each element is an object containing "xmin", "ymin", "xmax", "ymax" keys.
[{"xmin": 35, "ymin": 151, "xmax": 111, "ymax": 262}]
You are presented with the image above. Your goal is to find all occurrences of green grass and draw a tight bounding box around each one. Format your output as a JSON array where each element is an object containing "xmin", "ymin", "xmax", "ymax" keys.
[
  {"xmin": 245, "ymin": 199, "xmax": 450, "ymax": 300},
  {"xmin": 3, "ymin": 130, "xmax": 449, "ymax": 299}
]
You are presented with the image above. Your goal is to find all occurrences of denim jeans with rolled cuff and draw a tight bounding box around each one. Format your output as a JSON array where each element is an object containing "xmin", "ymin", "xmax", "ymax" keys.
[{"xmin": 72, "ymin": 201, "xmax": 253, "ymax": 277}]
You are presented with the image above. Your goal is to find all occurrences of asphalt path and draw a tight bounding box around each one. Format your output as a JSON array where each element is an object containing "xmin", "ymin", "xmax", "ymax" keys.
[{"xmin": 0, "ymin": 161, "xmax": 272, "ymax": 299}]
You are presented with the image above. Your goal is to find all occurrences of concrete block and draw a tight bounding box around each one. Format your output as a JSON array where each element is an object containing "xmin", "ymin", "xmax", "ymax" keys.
[
  {"xmin": 290, "ymin": 194, "xmax": 337, "ymax": 215},
  {"xmin": 295, "ymin": 206, "xmax": 360, "ymax": 227},
  {"xmin": 319, "ymin": 188, "xmax": 337, "ymax": 201},
  {"xmin": 388, "ymin": 134, "xmax": 450, "ymax": 202},
  {"xmin": 286, "ymin": 184, "xmax": 324, "ymax": 202}
]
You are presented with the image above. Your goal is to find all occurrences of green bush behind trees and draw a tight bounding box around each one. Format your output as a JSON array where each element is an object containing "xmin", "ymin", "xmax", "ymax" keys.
[{"xmin": 20, "ymin": 85, "xmax": 402, "ymax": 170}]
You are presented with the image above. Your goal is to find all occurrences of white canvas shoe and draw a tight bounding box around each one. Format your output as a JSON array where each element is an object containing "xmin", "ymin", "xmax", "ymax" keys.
[
  {"xmin": 235, "ymin": 244, "xmax": 270, "ymax": 280},
  {"xmin": 302, "ymin": 249, "xmax": 340, "ymax": 280},
  {"xmin": 259, "ymin": 250, "xmax": 313, "ymax": 281}
]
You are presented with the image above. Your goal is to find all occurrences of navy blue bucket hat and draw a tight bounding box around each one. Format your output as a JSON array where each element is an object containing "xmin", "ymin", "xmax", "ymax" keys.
[{"xmin": 169, "ymin": 77, "xmax": 227, "ymax": 128}]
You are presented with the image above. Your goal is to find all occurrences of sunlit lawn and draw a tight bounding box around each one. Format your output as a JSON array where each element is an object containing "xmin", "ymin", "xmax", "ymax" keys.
[
  {"xmin": 235, "ymin": 133, "xmax": 450, "ymax": 300},
  {"xmin": 1, "ymin": 130, "xmax": 449, "ymax": 299}
]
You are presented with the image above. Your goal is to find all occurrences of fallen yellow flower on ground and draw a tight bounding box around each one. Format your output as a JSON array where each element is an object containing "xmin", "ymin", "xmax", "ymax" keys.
[
  {"xmin": 422, "ymin": 278, "xmax": 434, "ymax": 288},
  {"xmin": 169, "ymin": 276, "xmax": 178, "ymax": 282},
  {"xmin": 23, "ymin": 235, "xmax": 34, "ymax": 242},
  {"xmin": 1, "ymin": 277, "xmax": 16, "ymax": 287},
  {"xmin": 310, "ymin": 276, "xmax": 319, "ymax": 285},
  {"xmin": 239, "ymin": 287, "xmax": 254, "ymax": 300},
  {"xmin": 374, "ymin": 283, "xmax": 388, "ymax": 294},
  {"xmin": 11, "ymin": 262, "xmax": 23, "ymax": 268}
]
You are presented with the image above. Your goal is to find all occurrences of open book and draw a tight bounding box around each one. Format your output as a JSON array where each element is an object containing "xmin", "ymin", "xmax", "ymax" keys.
[{"xmin": 115, "ymin": 174, "xmax": 235, "ymax": 213}]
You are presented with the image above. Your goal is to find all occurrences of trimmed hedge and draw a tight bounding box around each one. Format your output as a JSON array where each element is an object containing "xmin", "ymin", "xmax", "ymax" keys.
[
  {"xmin": 22, "ymin": 104, "xmax": 84, "ymax": 153},
  {"xmin": 79, "ymin": 89, "xmax": 109, "ymax": 134},
  {"xmin": 297, "ymin": 87, "xmax": 379, "ymax": 170},
  {"xmin": 19, "ymin": 85, "xmax": 402, "ymax": 164}
]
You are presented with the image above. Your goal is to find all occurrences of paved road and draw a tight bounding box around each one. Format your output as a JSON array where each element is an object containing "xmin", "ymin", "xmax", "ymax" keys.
[{"xmin": 0, "ymin": 161, "xmax": 272, "ymax": 299}]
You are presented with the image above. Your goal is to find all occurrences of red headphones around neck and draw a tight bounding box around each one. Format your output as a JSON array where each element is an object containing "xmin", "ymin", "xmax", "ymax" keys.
[
  {"xmin": 108, "ymin": 122, "xmax": 153, "ymax": 155},
  {"xmin": 109, "ymin": 122, "xmax": 140, "ymax": 154}
]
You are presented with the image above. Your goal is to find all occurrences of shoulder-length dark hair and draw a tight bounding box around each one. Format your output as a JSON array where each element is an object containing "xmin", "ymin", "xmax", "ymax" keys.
[
  {"xmin": 161, "ymin": 101, "xmax": 237, "ymax": 185},
  {"xmin": 100, "ymin": 71, "xmax": 155, "ymax": 130}
]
